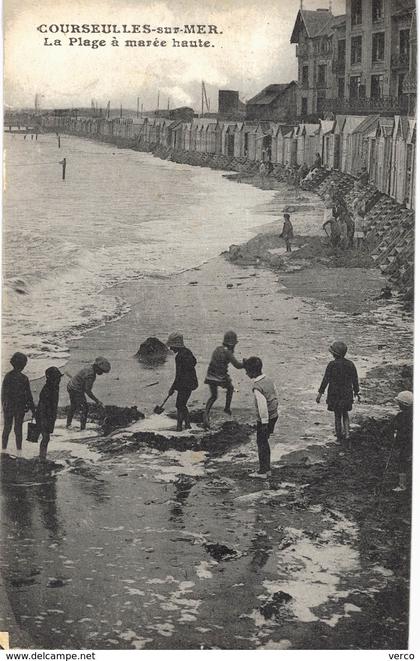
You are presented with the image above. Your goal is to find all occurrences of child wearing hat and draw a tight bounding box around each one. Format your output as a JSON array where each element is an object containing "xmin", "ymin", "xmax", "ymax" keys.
[
  {"xmin": 36, "ymin": 367, "xmax": 63, "ymax": 460},
  {"xmin": 2, "ymin": 352, "xmax": 36, "ymax": 451},
  {"xmin": 244, "ymin": 356, "xmax": 278, "ymax": 479},
  {"xmin": 203, "ymin": 331, "xmax": 244, "ymax": 429},
  {"xmin": 316, "ymin": 341, "xmax": 360, "ymax": 446},
  {"xmin": 280, "ymin": 213, "xmax": 294, "ymax": 253},
  {"xmin": 391, "ymin": 390, "xmax": 413, "ymax": 493},
  {"xmin": 66, "ymin": 357, "xmax": 111, "ymax": 431},
  {"xmin": 167, "ymin": 333, "xmax": 198, "ymax": 431}
]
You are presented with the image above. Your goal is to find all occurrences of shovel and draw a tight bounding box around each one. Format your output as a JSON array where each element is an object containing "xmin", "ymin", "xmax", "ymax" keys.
[{"xmin": 154, "ymin": 393, "xmax": 172, "ymax": 415}]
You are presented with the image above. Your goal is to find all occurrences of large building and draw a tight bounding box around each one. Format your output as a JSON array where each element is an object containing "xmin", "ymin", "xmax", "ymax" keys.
[
  {"xmin": 291, "ymin": 1, "xmax": 416, "ymax": 117},
  {"xmin": 291, "ymin": 8, "xmax": 346, "ymax": 118},
  {"xmin": 245, "ymin": 82, "xmax": 297, "ymax": 121}
]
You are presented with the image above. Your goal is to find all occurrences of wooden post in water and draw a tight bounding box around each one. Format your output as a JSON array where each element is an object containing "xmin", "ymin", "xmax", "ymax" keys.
[
  {"xmin": 56, "ymin": 133, "xmax": 61, "ymax": 149},
  {"xmin": 59, "ymin": 158, "xmax": 66, "ymax": 180}
]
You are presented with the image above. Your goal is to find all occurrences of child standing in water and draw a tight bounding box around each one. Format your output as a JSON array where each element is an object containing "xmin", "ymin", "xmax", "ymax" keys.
[
  {"xmin": 36, "ymin": 367, "xmax": 63, "ymax": 460},
  {"xmin": 316, "ymin": 341, "xmax": 360, "ymax": 448},
  {"xmin": 166, "ymin": 333, "xmax": 198, "ymax": 431},
  {"xmin": 203, "ymin": 331, "xmax": 244, "ymax": 429},
  {"xmin": 244, "ymin": 356, "xmax": 278, "ymax": 479},
  {"xmin": 2, "ymin": 352, "xmax": 36, "ymax": 451}
]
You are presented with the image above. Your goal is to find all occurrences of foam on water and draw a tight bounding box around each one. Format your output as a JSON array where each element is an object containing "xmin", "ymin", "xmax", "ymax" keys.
[{"xmin": 3, "ymin": 133, "xmax": 278, "ymax": 378}]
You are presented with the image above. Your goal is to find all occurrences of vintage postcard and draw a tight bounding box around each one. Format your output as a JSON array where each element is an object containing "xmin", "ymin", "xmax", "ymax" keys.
[{"xmin": 1, "ymin": 0, "xmax": 416, "ymax": 652}]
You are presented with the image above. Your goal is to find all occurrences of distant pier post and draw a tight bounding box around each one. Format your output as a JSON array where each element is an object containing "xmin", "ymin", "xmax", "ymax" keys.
[
  {"xmin": 56, "ymin": 133, "xmax": 61, "ymax": 148},
  {"xmin": 59, "ymin": 158, "xmax": 67, "ymax": 180}
]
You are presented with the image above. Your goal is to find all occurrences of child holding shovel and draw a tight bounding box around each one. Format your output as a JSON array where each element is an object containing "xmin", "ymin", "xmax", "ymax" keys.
[
  {"xmin": 166, "ymin": 333, "xmax": 198, "ymax": 431},
  {"xmin": 316, "ymin": 341, "xmax": 360, "ymax": 448}
]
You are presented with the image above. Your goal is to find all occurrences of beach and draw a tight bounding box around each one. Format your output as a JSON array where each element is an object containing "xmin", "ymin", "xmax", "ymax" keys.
[{"xmin": 1, "ymin": 139, "xmax": 413, "ymax": 649}]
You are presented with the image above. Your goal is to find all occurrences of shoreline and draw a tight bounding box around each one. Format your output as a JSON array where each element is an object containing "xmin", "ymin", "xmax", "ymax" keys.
[{"xmin": 2, "ymin": 137, "xmax": 413, "ymax": 650}]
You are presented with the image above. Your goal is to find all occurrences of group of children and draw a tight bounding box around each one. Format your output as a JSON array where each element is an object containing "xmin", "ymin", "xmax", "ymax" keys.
[{"xmin": 1, "ymin": 338, "xmax": 413, "ymax": 490}]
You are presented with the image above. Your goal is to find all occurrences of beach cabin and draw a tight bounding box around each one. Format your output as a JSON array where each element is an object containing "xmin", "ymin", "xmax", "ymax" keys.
[
  {"xmin": 405, "ymin": 118, "xmax": 416, "ymax": 209},
  {"xmin": 347, "ymin": 115, "xmax": 379, "ymax": 176},
  {"xmin": 255, "ymin": 121, "xmax": 272, "ymax": 162},
  {"xmin": 167, "ymin": 120, "xmax": 183, "ymax": 150},
  {"xmin": 182, "ymin": 122, "xmax": 191, "ymax": 151},
  {"xmin": 222, "ymin": 122, "xmax": 237, "ymax": 157},
  {"xmin": 374, "ymin": 118, "xmax": 394, "ymax": 194},
  {"xmin": 244, "ymin": 123, "xmax": 259, "ymax": 161},
  {"xmin": 319, "ymin": 120, "xmax": 334, "ymax": 167},
  {"xmin": 390, "ymin": 116, "xmax": 409, "ymax": 204},
  {"xmin": 325, "ymin": 115, "xmax": 346, "ymax": 170},
  {"xmin": 340, "ymin": 116, "xmax": 366, "ymax": 174},
  {"xmin": 205, "ymin": 121, "xmax": 218, "ymax": 154},
  {"xmin": 271, "ymin": 125, "xmax": 294, "ymax": 165},
  {"xmin": 233, "ymin": 123, "xmax": 245, "ymax": 158},
  {"xmin": 283, "ymin": 126, "xmax": 298, "ymax": 166}
]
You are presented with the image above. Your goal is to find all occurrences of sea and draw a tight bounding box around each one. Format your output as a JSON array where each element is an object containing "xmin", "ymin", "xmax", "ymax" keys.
[{"xmin": 2, "ymin": 132, "xmax": 277, "ymax": 379}]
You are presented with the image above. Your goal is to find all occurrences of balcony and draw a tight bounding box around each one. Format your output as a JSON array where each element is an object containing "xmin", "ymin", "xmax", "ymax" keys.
[
  {"xmin": 332, "ymin": 59, "xmax": 346, "ymax": 73},
  {"xmin": 391, "ymin": 52, "xmax": 410, "ymax": 68},
  {"xmin": 319, "ymin": 95, "xmax": 409, "ymax": 116}
]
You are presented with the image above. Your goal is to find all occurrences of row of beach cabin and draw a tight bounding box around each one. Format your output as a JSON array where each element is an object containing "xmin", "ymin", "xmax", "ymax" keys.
[{"xmin": 43, "ymin": 112, "xmax": 416, "ymax": 209}]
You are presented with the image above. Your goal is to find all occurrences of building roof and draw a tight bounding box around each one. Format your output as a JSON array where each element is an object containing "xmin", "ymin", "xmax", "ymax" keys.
[
  {"xmin": 247, "ymin": 82, "xmax": 296, "ymax": 106},
  {"xmin": 290, "ymin": 9, "xmax": 333, "ymax": 43},
  {"xmin": 353, "ymin": 115, "xmax": 380, "ymax": 135},
  {"xmin": 342, "ymin": 116, "xmax": 368, "ymax": 135}
]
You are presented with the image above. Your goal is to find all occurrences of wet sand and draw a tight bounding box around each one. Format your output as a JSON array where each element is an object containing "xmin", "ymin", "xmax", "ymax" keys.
[{"xmin": 1, "ymin": 179, "xmax": 413, "ymax": 649}]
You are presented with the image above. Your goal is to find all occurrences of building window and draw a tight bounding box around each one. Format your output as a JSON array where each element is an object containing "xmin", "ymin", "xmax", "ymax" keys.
[
  {"xmin": 351, "ymin": 36, "xmax": 362, "ymax": 64},
  {"xmin": 371, "ymin": 74, "xmax": 384, "ymax": 98},
  {"xmin": 338, "ymin": 39, "xmax": 346, "ymax": 64},
  {"xmin": 301, "ymin": 97, "xmax": 308, "ymax": 116},
  {"xmin": 372, "ymin": 0, "xmax": 383, "ymax": 22},
  {"xmin": 317, "ymin": 91, "xmax": 326, "ymax": 113},
  {"xmin": 338, "ymin": 77, "xmax": 345, "ymax": 98},
  {"xmin": 318, "ymin": 64, "xmax": 327, "ymax": 86},
  {"xmin": 400, "ymin": 29, "xmax": 410, "ymax": 57},
  {"xmin": 351, "ymin": 0, "xmax": 362, "ymax": 27},
  {"xmin": 302, "ymin": 65, "xmax": 309, "ymax": 86},
  {"xmin": 372, "ymin": 32, "xmax": 385, "ymax": 62},
  {"xmin": 398, "ymin": 73, "xmax": 406, "ymax": 97},
  {"xmin": 350, "ymin": 75, "xmax": 362, "ymax": 97}
]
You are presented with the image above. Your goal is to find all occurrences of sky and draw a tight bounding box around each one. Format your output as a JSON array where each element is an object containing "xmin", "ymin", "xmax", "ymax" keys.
[{"xmin": 4, "ymin": 0, "xmax": 345, "ymax": 112}]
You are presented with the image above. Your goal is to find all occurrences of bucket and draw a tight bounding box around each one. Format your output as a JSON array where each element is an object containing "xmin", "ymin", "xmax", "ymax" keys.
[{"xmin": 27, "ymin": 420, "xmax": 40, "ymax": 443}]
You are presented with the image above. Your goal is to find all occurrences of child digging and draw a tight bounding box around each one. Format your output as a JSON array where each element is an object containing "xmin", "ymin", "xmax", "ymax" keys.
[
  {"xmin": 36, "ymin": 367, "xmax": 63, "ymax": 460},
  {"xmin": 203, "ymin": 331, "xmax": 244, "ymax": 429},
  {"xmin": 66, "ymin": 357, "xmax": 111, "ymax": 431},
  {"xmin": 244, "ymin": 356, "xmax": 278, "ymax": 479},
  {"xmin": 166, "ymin": 333, "xmax": 198, "ymax": 431},
  {"xmin": 2, "ymin": 352, "xmax": 36, "ymax": 452},
  {"xmin": 316, "ymin": 341, "xmax": 360, "ymax": 448},
  {"xmin": 391, "ymin": 390, "xmax": 413, "ymax": 493}
]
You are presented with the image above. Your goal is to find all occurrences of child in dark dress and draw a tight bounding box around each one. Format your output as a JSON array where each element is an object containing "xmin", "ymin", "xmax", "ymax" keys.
[
  {"xmin": 36, "ymin": 367, "xmax": 63, "ymax": 460},
  {"xmin": 316, "ymin": 341, "xmax": 360, "ymax": 447},
  {"xmin": 167, "ymin": 333, "xmax": 198, "ymax": 431},
  {"xmin": 2, "ymin": 352, "xmax": 36, "ymax": 451}
]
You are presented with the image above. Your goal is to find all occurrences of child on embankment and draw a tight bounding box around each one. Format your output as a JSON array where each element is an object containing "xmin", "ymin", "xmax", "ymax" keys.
[
  {"xmin": 66, "ymin": 357, "xmax": 111, "ymax": 431},
  {"xmin": 391, "ymin": 390, "xmax": 413, "ymax": 493},
  {"xmin": 316, "ymin": 341, "xmax": 360, "ymax": 448},
  {"xmin": 166, "ymin": 333, "xmax": 198, "ymax": 431},
  {"xmin": 2, "ymin": 352, "xmax": 36, "ymax": 452},
  {"xmin": 203, "ymin": 331, "xmax": 244, "ymax": 429},
  {"xmin": 244, "ymin": 356, "xmax": 278, "ymax": 479}
]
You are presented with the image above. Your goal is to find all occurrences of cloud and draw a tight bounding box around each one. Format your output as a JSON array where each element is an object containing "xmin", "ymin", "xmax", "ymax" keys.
[{"xmin": 4, "ymin": 0, "xmax": 345, "ymax": 110}]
